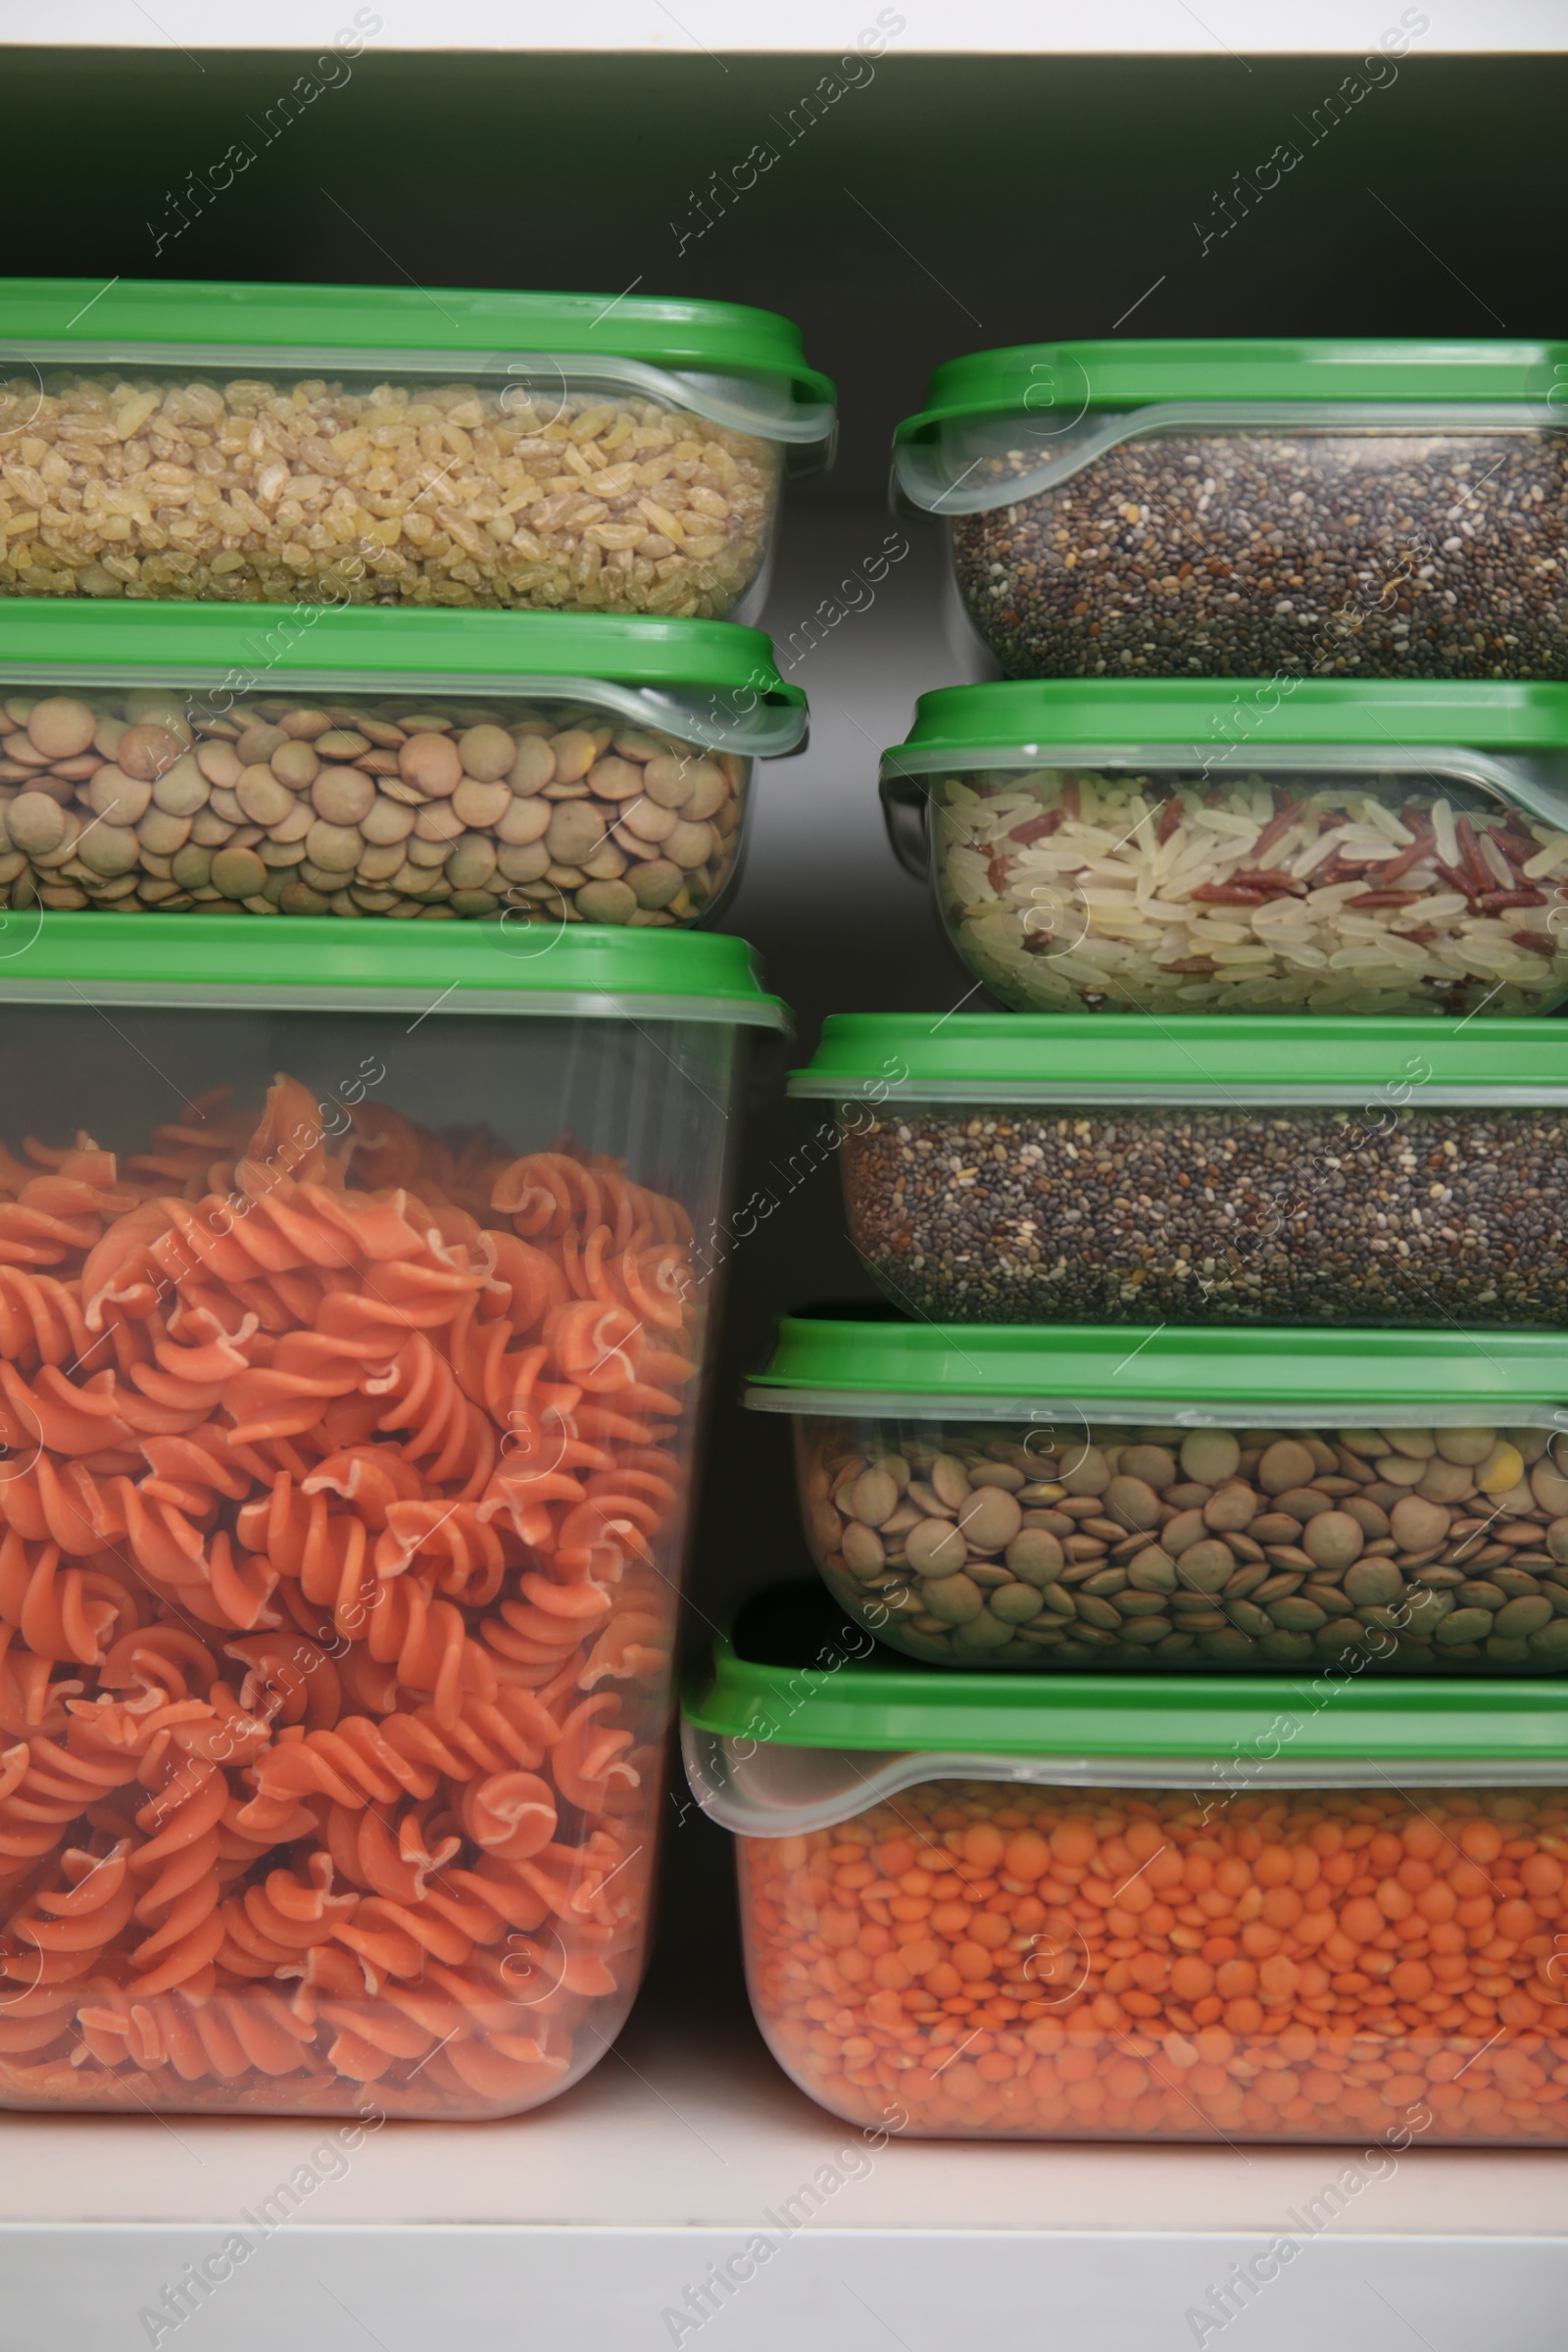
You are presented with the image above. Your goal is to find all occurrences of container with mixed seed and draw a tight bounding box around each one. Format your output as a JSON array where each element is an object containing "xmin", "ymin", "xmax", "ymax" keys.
[
  {"xmin": 747, "ymin": 1316, "xmax": 1568, "ymax": 1674},
  {"xmin": 0, "ymin": 277, "xmax": 835, "ymax": 618},
  {"xmin": 0, "ymin": 600, "xmax": 805, "ymax": 921},
  {"xmin": 894, "ymin": 339, "xmax": 1568, "ymax": 680},
  {"xmin": 881, "ymin": 679, "xmax": 1568, "ymax": 1016},
  {"xmin": 795, "ymin": 1011, "xmax": 1568, "ymax": 1329}
]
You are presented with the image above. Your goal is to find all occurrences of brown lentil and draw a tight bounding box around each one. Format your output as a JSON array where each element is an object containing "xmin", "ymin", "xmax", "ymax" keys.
[
  {"xmin": 0, "ymin": 689, "xmax": 745, "ymax": 923},
  {"xmin": 802, "ymin": 1419, "xmax": 1568, "ymax": 1672}
]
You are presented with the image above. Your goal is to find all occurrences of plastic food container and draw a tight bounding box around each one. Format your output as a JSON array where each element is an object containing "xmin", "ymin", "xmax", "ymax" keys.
[
  {"xmin": 0, "ymin": 916, "xmax": 784, "ymax": 2120},
  {"xmin": 880, "ymin": 678, "xmax": 1568, "ymax": 1015},
  {"xmin": 0, "ymin": 600, "xmax": 805, "ymax": 923},
  {"xmin": 893, "ymin": 339, "xmax": 1568, "ymax": 680},
  {"xmin": 0, "ymin": 277, "xmax": 835, "ymax": 619},
  {"xmin": 746, "ymin": 1315, "xmax": 1568, "ymax": 1675},
  {"xmin": 794, "ymin": 1010, "xmax": 1568, "ymax": 1329},
  {"xmin": 683, "ymin": 1581, "xmax": 1568, "ymax": 2145}
]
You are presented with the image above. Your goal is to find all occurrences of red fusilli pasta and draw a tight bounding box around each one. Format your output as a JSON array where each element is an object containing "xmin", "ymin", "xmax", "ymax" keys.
[{"xmin": 0, "ymin": 1077, "xmax": 697, "ymax": 2116}]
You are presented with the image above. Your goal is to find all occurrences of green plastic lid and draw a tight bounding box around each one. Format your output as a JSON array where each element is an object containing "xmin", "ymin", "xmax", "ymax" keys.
[
  {"xmin": 898, "ymin": 337, "xmax": 1568, "ymax": 436},
  {"xmin": 0, "ymin": 911, "xmax": 787, "ymax": 1028},
  {"xmin": 0, "ymin": 277, "xmax": 835, "ymax": 439},
  {"xmin": 791, "ymin": 1011, "xmax": 1568, "ymax": 1104},
  {"xmin": 881, "ymin": 676, "xmax": 1568, "ymax": 771},
  {"xmin": 894, "ymin": 339, "xmax": 1566, "ymax": 513},
  {"xmin": 745, "ymin": 1312, "xmax": 1568, "ymax": 1416},
  {"xmin": 0, "ymin": 600, "xmax": 807, "ymax": 759},
  {"xmin": 684, "ymin": 1583, "xmax": 1568, "ymax": 1767}
]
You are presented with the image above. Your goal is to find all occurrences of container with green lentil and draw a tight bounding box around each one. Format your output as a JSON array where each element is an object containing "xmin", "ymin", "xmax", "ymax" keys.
[
  {"xmin": 797, "ymin": 1011, "xmax": 1568, "ymax": 1329},
  {"xmin": 0, "ymin": 277, "xmax": 835, "ymax": 619},
  {"xmin": 0, "ymin": 600, "xmax": 805, "ymax": 922},
  {"xmin": 747, "ymin": 1315, "xmax": 1568, "ymax": 1675},
  {"xmin": 894, "ymin": 340, "xmax": 1568, "ymax": 681},
  {"xmin": 880, "ymin": 679, "xmax": 1568, "ymax": 1017}
]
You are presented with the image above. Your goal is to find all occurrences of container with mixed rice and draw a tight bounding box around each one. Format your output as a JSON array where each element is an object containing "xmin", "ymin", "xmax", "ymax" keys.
[{"xmin": 882, "ymin": 678, "xmax": 1568, "ymax": 1017}]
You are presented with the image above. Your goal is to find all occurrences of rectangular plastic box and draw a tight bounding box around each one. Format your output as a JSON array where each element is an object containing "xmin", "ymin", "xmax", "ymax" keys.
[
  {"xmin": 880, "ymin": 677, "xmax": 1568, "ymax": 1016},
  {"xmin": 793, "ymin": 1009, "xmax": 1568, "ymax": 1327},
  {"xmin": 684, "ymin": 1583, "xmax": 1568, "ymax": 2146},
  {"xmin": 0, "ymin": 600, "xmax": 805, "ymax": 924},
  {"xmin": 0, "ymin": 916, "xmax": 783, "ymax": 2120},
  {"xmin": 746, "ymin": 1315, "xmax": 1568, "ymax": 1674},
  {"xmin": 0, "ymin": 276, "xmax": 835, "ymax": 619},
  {"xmin": 893, "ymin": 339, "xmax": 1568, "ymax": 681}
]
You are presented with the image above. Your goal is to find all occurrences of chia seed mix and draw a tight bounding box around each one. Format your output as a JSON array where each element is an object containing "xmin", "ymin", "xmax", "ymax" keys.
[
  {"xmin": 839, "ymin": 1102, "xmax": 1568, "ymax": 1327},
  {"xmin": 801, "ymin": 1419, "xmax": 1568, "ymax": 1672},
  {"xmin": 952, "ymin": 432, "xmax": 1568, "ymax": 680}
]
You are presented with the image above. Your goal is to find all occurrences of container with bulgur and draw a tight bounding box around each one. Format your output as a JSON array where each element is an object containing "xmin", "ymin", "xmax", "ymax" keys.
[
  {"xmin": 747, "ymin": 1316, "xmax": 1568, "ymax": 1673},
  {"xmin": 0, "ymin": 278, "xmax": 835, "ymax": 619},
  {"xmin": 684, "ymin": 1581, "xmax": 1568, "ymax": 2144},
  {"xmin": 794, "ymin": 1011, "xmax": 1568, "ymax": 1328},
  {"xmin": 0, "ymin": 600, "xmax": 805, "ymax": 922},
  {"xmin": 881, "ymin": 678, "xmax": 1568, "ymax": 1017},
  {"xmin": 894, "ymin": 339, "xmax": 1568, "ymax": 680}
]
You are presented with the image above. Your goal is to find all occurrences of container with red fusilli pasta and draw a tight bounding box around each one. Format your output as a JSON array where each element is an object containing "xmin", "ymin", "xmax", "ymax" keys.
[{"xmin": 0, "ymin": 912, "xmax": 783, "ymax": 2120}]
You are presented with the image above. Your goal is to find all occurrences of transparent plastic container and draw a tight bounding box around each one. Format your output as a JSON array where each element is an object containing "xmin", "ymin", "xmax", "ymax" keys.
[
  {"xmin": 746, "ymin": 1317, "xmax": 1568, "ymax": 1674},
  {"xmin": 881, "ymin": 679, "xmax": 1568, "ymax": 1016},
  {"xmin": 0, "ymin": 277, "xmax": 836, "ymax": 619},
  {"xmin": 0, "ymin": 600, "xmax": 806, "ymax": 924},
  {"xmin": 684, "ymin": 1582, "xmax": 1568, "ymax": 2146},
  {"xmin": 794, "ymin": 1010, "xmax": 1568, "ymax": 1328},
  {"xmin": 0, "ymin": 915, "xmax": 784, "ymax": 2119},
  {"xmin": 894, "ymin": 340, "xmax": 1568, "ymax": 679}
]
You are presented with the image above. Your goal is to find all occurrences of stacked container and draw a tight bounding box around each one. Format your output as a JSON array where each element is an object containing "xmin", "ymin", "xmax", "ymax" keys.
[
  {"xmin": 0, "ymin": 276, "xmax": 833, "ymax": 2120},
  {"xmin": 684, "ymin": 1583, "xmax": 1568, "ymax": 2145},
  {"xmin": 0, "ymin": 601, "xmax": 805, "ymax": 924},
  {"xmin": 889, "ymin": 335, "xmax": 1568, "ymax": 681},
  {"xmin": 683, "ymin": 337, "xmax": 1568, "ymax": 2148}
]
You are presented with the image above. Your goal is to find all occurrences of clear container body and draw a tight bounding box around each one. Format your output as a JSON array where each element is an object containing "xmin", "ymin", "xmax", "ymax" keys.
[
  {"xmin": 0, "ymin": 1000, "xmax": 743, "ymax": 2118},
  {"xmin": 0, "ymin": 682, "xmax": 751, "ymax": 925},
  {"xmin": 924, "ymin": 761, "xmax": 1568, "ymax": 1016},
  {"xmin": 737, "ymin": 1776, "xmax": 1568, "ymax": 2143},
  {"xmin": 940, "ymin": 426, "xmax": 1568, "ymax": 679},
  {"xmin": 835, "ymin": 1094, "xmax": 1568, "ymax": 1329},
  {"xmin": 0, "ymin": 366, "xmax": 787, "ymax": 618},
  {"xmin": 793, "ymin": 1412, "xmax": 1568, "ymax": 1673}
]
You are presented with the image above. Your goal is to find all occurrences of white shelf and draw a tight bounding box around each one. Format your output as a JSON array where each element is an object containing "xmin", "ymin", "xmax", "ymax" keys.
[
  {"xmin": 10, "ymin": 1, "xmax": 1567, "ymax": 50},
  {"xmin": 4, "ymin": 1960, "xmax": 1566, "ymax": 2350}
]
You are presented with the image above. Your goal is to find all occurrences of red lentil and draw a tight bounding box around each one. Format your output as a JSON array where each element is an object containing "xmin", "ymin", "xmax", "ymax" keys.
[{"xmin": 738, "ymin": 1781, "xmax": 1568, "ymax": 2143}]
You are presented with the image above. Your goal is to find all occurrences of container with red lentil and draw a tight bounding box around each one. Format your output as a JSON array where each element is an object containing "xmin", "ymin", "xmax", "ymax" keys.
[
  {"xmin": 746, "ymin": 1315, "xmax": 1568, "ymax": 1672},
  {"xmin": 684, "ymin": 1581, "xmax": 1568, "ymax": 2145},
  {"xmin": 893, "ymin": 339, "xmax": 1568, "ymax": 681}
]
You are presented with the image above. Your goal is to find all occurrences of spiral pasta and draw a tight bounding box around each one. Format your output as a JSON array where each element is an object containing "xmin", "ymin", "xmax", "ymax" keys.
[{"xmin": 0, "ymin": 1081, "xmax": 696, "ymax": 2117}]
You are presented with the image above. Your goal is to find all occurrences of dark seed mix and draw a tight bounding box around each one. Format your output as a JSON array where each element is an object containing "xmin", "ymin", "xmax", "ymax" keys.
[
  {"xmin": 804, "ymin": 1421, "xmax": 1568, "ymax": 1673},
  {"xmin": 839, "ymin": 1103, "xmax": 1568, "ymax": 1328},
  {"xmin": 952, "ymin": 432, "xmax": 1568, "ymax": 680}
]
